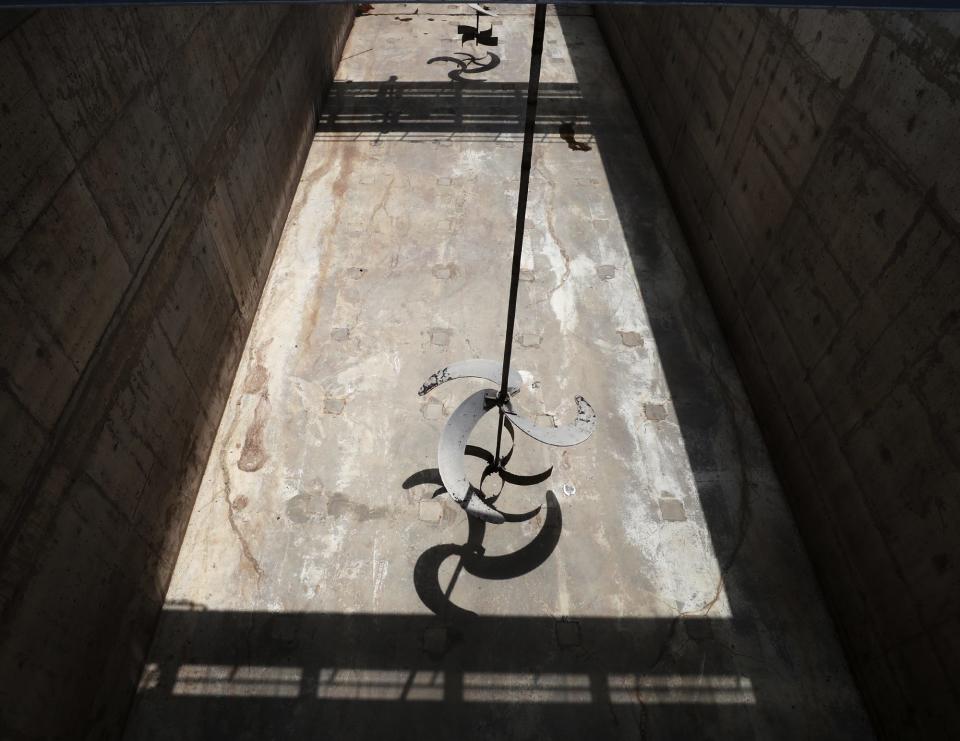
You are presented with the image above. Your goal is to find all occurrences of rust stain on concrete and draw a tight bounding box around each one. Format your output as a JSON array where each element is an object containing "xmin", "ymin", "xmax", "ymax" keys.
[
  {"xmin": 241, "ymin": 338, "xmax": 272, "ymax": 394},
  {"xmin": 296, "ymin": 146, "xmax": 356, "ymax": 362},
  {"xmin": 237, "ymin": 392, "xmax": 271, "ymax": 472}
]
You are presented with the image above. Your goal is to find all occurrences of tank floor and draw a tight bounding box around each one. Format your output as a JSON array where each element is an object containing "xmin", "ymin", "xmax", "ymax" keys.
[{"xmin": 123, "ymin": 5, "xmax": 872, "ymax": 739}]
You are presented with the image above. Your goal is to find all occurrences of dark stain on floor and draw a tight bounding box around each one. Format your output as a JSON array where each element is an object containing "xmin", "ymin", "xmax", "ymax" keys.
[{"xmin": 558, "ymin": 121, "xmax": 591, "ymax": 151}]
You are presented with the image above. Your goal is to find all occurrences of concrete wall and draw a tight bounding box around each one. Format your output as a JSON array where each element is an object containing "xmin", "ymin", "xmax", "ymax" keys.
[
  {"xmin": 597, "ymin": 6, "xmax": 959, "ymax": 739},
  {"xmin": 0, "ymin": 5, "xmax": 352, "ymax": 738}
]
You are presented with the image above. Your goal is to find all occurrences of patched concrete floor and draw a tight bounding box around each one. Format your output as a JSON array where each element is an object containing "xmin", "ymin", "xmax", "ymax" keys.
[{"xmin": 124, "ymin": 5, "xmax": 873, "ymax": 740}]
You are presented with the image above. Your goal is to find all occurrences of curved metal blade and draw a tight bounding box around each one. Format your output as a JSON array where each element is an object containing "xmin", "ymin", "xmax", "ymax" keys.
[
  {"xmin": 438, "ymin": 389, "xmax": 505, "ymax": 524},
  {"xmin": 504, "ymin": 395, "xmax": 597, "ymax": 448},
  {"xmin": 419, "ymin": 359, "xmax": 522, "ymax": 397},
  {"xmin": 467, "ymin": 3, "xmax": 498, "ymax": 16}
]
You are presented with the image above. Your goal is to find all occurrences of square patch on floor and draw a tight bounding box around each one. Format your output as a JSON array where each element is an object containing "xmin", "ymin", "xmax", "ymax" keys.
[
  {"xmin": 422, "ymin": 399, "xmax": 443, "ymax": 420},
  {"xmin": 430, "ymin": 328, "xmax": 451, "ymax": 347},
  {"xmin": 323, "ymin": 398, "xmax": 345, "ymax": 415},
  {"xmin": 644, "ymin": 403, "xmax": 667, "ymax": 421},
  {"xmin": 419, "ymin": 500, "xmax": 444, "ymax": 523},
  {"xmin": 659, "ymin": 497, "xmax": 687, "ymax": 522},
  {"xmin": 619, "ymin": 330, "xmax": 643, "ymax": 347},
  {"xmin": 596, "ymin": 264, "xmax": 616, "ymax": 280}
]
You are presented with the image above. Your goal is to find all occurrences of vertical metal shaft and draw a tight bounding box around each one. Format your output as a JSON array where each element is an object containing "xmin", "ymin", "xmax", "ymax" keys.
[{"xmin": 494, "ymin": 2, "xmax": 546, "ymax": 466}]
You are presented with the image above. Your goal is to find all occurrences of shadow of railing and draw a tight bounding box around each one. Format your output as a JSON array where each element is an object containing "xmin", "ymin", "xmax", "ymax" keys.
[
  {"xmin": 128, "ymin": 607, "xmax": 758, "ymax": 740},
  {"xmin": 316, "ymin": 79, "xmax": 593, "ymax": 141}
]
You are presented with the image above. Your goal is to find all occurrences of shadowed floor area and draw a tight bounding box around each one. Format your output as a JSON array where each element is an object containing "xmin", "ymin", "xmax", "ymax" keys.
[{"xmin": 122, "ymin": 5, "xmax": 873, "ymax": 739}]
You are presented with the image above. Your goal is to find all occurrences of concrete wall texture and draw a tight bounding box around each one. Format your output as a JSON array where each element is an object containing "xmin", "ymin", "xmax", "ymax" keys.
[
  {"xmin": 0, "ymin": 5, "xmax": 352, "ymax": 738},
  {"xmin": 598, "ymin": 6, "xmax": 960, "ymax": 738}
]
